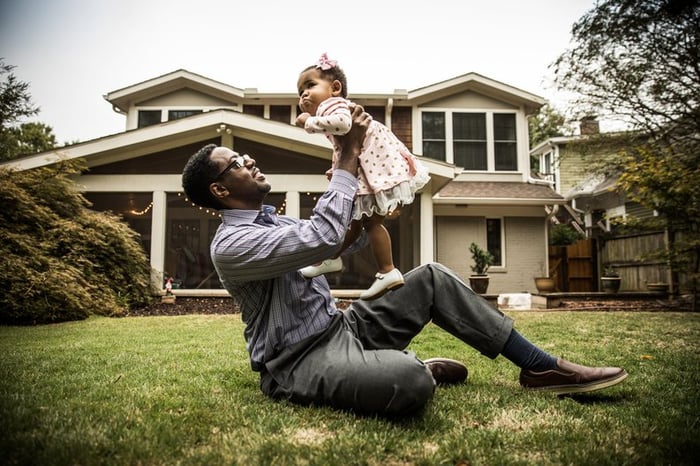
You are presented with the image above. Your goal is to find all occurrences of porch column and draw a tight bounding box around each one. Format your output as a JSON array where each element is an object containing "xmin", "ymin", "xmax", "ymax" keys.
[
  {"xmin": 285, "ymin": 191, "xmax": 300, "ymax": 218},
  {"xmin": 150, "ymin": 190, "xmax": 168, "ymax": 290},
  {"xmin": 420, "ymin": 182, "xmax": 434, "ymax": 264}
]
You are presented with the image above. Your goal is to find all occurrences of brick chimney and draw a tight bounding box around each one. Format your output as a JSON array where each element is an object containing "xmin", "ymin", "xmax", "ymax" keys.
[{"xmin": 580, "ymin": 116, "xmax": 600, "ymax": 135}]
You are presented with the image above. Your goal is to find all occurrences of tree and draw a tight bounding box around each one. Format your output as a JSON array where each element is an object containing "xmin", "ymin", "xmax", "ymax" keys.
[
  {"xmin": 528, "ymin": 103, "xmax": 571, "ymax": 148},
  {"xmin": 1, "ymin": 121, "xmax": 57, "ymax": 160},
  {"xmin": 0, "ymin": 59, "xmax": 46, "ymax": 161},
  {"xmin": 552, "ymin": 0, "xmax": 700, "ymax": 296},
  {"xmin": 0, "ymin": 60, "xmax": 155, "ymax": 324}
]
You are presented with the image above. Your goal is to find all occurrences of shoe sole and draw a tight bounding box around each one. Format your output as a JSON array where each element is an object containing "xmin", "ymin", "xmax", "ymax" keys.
[
  {"xmin": 526, "ymin": 371, "xmax": 628, "ymax": 395},
  {"xmin": 359, "ymin": 280, "xmax": 405, "ymax": 301}
]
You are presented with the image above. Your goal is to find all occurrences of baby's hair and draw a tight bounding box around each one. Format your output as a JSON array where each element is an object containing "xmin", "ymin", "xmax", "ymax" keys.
[{"xmin": 301, "ymin": 59, "xmax": 348, "ymax": 98}]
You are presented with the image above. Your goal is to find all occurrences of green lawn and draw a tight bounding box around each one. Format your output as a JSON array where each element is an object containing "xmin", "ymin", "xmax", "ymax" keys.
[{"xmin": 1, "ymin": 311, "xmax": 698, "ymax": 465}]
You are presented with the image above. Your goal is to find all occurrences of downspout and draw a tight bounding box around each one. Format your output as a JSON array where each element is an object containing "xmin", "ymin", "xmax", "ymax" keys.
[
  {"xmin": 543, "ymin": 204, "xmax": 559, "ymax": 277},
  {"xmin": 386, "ymin": 97, "xmax": 393, "ymax": 129}
]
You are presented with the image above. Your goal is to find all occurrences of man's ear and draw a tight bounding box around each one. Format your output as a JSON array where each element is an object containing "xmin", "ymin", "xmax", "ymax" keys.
[
  {"xmin": 209, "ymin": 181, "xmax": 228, "ymax": 200},
  {"xmin": 331, "ymin": 80, "xmax": 343, "ymax": 97}
]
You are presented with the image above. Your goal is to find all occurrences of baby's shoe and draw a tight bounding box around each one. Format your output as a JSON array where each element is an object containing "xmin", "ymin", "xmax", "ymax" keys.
[
  {"xmin": 360, "ymin": 268, "xmax": 405, "ymax": 300},
  {"xmin": 300, "ymin": 257, "xmax": 343, "ymax": 278}
]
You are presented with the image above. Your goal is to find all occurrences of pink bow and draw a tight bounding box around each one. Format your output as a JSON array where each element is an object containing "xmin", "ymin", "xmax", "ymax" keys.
[{"xmin": 316, "ymin": 53, "xmax": 337, "ymax": 70}]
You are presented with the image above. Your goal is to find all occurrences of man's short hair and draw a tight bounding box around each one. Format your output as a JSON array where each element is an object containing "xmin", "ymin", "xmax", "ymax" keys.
[{"xmin": 181, "ymin": 144, "xmax": 224, "ymax": 210}]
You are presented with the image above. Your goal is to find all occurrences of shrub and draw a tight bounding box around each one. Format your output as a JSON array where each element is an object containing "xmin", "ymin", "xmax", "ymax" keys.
[
  {"xmin": 549, "ymin": 223, "xmax": 585, "ymax": 246},
  {"xmin": 0, "ymin": 161, "xmax": 156, "ymax": 325}
]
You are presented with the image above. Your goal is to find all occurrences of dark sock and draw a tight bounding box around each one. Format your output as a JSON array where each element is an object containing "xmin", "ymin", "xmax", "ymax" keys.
[{"xmin": 501, "ymin": 329, "xmax": 558, "ymax": 371}]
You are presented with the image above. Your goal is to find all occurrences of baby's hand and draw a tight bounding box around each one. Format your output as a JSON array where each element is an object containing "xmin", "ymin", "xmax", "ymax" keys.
[
  {"xmin": 295, "ymin": 113, "xmax": 310, "ymax": 127},
  {"xmin": 325, "ymin": 168, "xmax": 334, "ymax": 181}
]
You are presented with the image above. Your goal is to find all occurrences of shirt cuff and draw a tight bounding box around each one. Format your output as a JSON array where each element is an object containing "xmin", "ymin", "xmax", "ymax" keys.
[{"xmin": 328, "ymin": 169, "xmax": 358, "ymax": 198}]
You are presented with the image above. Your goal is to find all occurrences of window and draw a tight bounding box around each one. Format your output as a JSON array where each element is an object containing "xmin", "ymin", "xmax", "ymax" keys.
[
  {"xmin": 493, "ymin": 113, "xmax": 517, "ymax": 170},
  {"xmin": 420, "ymin": 110, "xmax": 519, "ymax": 171},
  {"xmin": 137, "ymin": 110, "xmax": 161, "ymax": 128},
  {"xmin": 486, "ymin": 218, "xmax": 503, "ymax": 267},
  {"xmin": 168, "ymin": 110, "xmax": 202, "ymax": 121},
  {"xmin": 453, "ymin": 113, "xmax": 487, "ymax": 170},
  {"xmin": 421, "ymin": 112, "xmax": 446, "ymax": 161},
  {"xmin": 269, "ymin": 105, "xmax": 291, "ymax": 124}
]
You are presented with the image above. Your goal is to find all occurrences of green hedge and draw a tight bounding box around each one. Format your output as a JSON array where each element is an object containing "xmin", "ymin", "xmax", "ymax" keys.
[{"xmin": 0, "ymin": 161, "xmax": 156, "ymax": 325}]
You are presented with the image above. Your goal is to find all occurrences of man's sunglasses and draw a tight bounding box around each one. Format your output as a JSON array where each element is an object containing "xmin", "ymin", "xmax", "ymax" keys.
[{"xmin": 215, "ymin": 154, "xmax": 251, "ymax": 180}]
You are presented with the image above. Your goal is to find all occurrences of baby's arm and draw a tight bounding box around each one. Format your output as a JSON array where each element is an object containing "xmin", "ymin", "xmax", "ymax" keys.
[{"xmin": 304, "ymin": 97, "xmax": 352, "ymax": 135}]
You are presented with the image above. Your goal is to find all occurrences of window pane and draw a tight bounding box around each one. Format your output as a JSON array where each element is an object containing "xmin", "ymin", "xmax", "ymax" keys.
[
  {"xmin": 486, "ymin": 218, "xmax": 502, "ymax": 266},
  {"xmin": 137, "ymin": 110, "xmax": 161, "ymax": 128},
  {"xmin": 454, "ymin": 142, "xmax": 487, "ymax": 170},
  {"xmin": 495, "ymin": 142, "xmax": 517, "ymax": 170},
  {"xmin": 168, "ymin": 110, "xmax": 202, "ymax": 121},
  {"xmin": 269, "ymin": 105, "xmax": 291, "ymax": 124},
  {"xmin": 422, "ymin": 141, "xmax": 446, "ymax": 161},
  {"xmin": 493, "ymin": 113, "xmax": 516, "ymax": 140},
  {"xmin": 422, "ymin": 112, "xmax": 445, "ymax": 139},
  {"xmin": 453, "ymin": 113, "xmax": 485, "ymax": 139}
]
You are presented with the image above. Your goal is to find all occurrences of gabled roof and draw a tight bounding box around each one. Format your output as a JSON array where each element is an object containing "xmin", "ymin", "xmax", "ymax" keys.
[
  {"xmin": 408, "ymin": 72, "xmax": 546, "ymax": 114},
  {"xmin": 105, "ymin": 69, "xmax": 245, "ymax": 113},
  {"xmin": 0, "ymin": 110, "xmax": 332, "ymax": 171},
  {"xmin": 104, "ymin": 69, "xmax": 546, "ymax": 114},
  {"xmin": 434, "ymin": 180, "xmax": 565, "ymax": 205}
]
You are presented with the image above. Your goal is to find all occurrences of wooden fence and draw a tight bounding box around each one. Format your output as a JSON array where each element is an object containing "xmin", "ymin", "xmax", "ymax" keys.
[
  {"xmin": 599, "ymin": 231, "xmax": 669, "ymax": 291},
  {"xmin": 548, "ymin": 232, "xmax": 669, "ymax": 292}
]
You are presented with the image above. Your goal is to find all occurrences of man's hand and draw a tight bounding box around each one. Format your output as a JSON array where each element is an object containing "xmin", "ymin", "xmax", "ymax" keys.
[{"xmin": 334, "ymin": 104, "xmax": 371, "ymax": 175}]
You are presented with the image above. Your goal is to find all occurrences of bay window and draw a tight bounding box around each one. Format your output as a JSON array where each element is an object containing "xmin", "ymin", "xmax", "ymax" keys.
[{"xmin": 421, "ymin": 110, "xmax": 519, "ymax": 171}]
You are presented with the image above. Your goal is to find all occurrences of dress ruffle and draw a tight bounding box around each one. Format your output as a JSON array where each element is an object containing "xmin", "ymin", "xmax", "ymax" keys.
[{"xmin": 352, "ymin": 164, "xmax": 431, "ymax": 220}]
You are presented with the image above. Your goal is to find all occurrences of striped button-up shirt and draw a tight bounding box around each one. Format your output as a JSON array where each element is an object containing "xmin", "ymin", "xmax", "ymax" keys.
[{"xmin": 211, "ymin": 170, "xmax": 363, "ymax": 370}]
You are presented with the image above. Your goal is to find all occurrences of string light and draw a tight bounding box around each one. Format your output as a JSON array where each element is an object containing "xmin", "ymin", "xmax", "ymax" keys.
[{"xmin": 129, "ymin": 202, "xmax": 153, "ymax": 216}]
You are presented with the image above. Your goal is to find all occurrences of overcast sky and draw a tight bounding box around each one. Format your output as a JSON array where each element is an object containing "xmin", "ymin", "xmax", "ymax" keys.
[{"xmin": 1, "ymin": 0, "xmax": 596, "ymax": 144}]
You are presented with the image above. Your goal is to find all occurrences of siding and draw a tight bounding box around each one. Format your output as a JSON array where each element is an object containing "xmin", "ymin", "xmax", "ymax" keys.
[{"xmin": 436, "ymin": 216, "xmax": 545, "ymax": 294}]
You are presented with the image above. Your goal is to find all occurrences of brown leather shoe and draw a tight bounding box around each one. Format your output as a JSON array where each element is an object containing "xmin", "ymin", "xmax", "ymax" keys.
[
  {"xmin": 520, "ymin": 358, "xmax": 628, "ymax": 395},
  {"xmin": 423, "ymin": 358, "xmax": 468, "ymax": 385}
]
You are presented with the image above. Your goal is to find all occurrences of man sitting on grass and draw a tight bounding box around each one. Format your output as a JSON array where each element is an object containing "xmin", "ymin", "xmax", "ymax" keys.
[{"xmin": 181, "ymin": 105, "xmax": 627, "ymax": 417}]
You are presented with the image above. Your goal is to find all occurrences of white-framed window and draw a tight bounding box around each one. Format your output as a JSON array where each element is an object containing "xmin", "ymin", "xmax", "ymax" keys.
[
  {"xmin": 420, "ymin": 110, "xmax": 518, "ymax": 171},
  {"xmin": 486, "ymin": 218, "xmax": 504, "ymax": 267}
]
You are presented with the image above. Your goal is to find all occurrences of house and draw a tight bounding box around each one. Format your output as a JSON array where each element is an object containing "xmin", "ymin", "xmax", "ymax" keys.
[
  {"xmin": 2, "ymin": 69, "xmax": 565, "ymax": 296},
  {"xmin": 530, "ymin": 122, "xmax": 668, "ymax": 290}
]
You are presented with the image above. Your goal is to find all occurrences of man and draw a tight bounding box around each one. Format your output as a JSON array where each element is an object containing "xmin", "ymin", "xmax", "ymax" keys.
[{"xmin": 181, "ymin": 106, "xmax": 627, "ymax": 417}]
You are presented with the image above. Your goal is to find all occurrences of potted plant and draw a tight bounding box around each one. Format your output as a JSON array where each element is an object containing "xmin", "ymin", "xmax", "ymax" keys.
[
  {"xmin": 600, "ymin": 267, "xmax": 621, "ymax": 293},
  {"xmin": 469, "ymin": 242, "xmax": 494, "ymax": 294},
  {"xmin": 534, "ymin": 263, "xmax": 556, "ymax": 293}
]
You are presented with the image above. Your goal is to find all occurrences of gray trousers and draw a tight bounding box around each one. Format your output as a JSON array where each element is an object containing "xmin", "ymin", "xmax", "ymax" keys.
[{"xmin": 260, "ymin": 263, "xmax": 514, "ymax": 416}]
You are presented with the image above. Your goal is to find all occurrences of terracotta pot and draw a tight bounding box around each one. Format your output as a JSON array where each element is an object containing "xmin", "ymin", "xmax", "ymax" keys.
[
  {"xmin": 646, "ymin": 283, "xmax": 669, "ymax": 292},
  {"xmin": 534, "ymin": 277, "xmax": 556, "ymax": 293}
]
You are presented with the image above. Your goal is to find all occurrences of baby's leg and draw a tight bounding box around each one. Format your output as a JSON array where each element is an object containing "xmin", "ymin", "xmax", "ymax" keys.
[{"xmin": 363, "ymin": 213, "xmax": 395, "ymax": 273}]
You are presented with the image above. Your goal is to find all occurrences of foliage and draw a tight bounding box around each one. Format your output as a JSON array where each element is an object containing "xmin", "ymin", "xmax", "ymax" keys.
[
  {"xmin": 553, "ymin": 0, "xmax": 700, "ymax": 293},
  {"xmin": 0, "ymin": 161, "xmax": 155, "ymax": 325},
  {"xmin": 468, "ymin": 242, "xmax": 493, "ymax": 275},
  {"xmin": 527, "ymin": 103, "xmax": 572, "ymax": 148},
  {"xmin": 549, "ymin": 223, "xmax": 585, "ymax": 246},
  {"xmin": 1, "ymin": 121, "xmax": 57, "ymax": 160},
  {"xmin": 0, "ymin": 59, "xmax": 42, "ymax": 161},
  {"xmin": 602, "ymin": 267, "xmax": 620, "ymax": 277}
]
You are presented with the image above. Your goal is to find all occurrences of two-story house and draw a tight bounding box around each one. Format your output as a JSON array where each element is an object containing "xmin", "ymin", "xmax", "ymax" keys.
[{"xmin": 3, "ymin": 69, "xmax": 564, "ymax": 295}]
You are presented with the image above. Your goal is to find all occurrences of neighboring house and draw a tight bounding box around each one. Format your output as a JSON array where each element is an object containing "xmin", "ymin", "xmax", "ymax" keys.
[
  {"xmin": 530, "ymin": 121, "xmax": 667, "ymax": 290},
  {"xmin": 530, "ymin": 120, "xmax": 656, "ymax": 235},
  {"xmin": 2, "ymin": 69, "xmax": 564, "ymax": 295}
]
